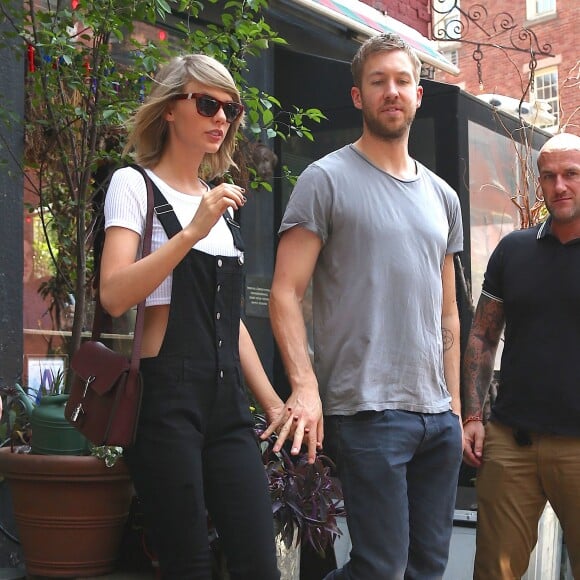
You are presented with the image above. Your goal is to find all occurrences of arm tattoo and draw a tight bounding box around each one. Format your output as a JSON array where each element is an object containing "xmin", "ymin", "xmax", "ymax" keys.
[
  {"xmin": 462, "ymin": 295, "xmax": 505, "ymax": 417},
  {"xmin": 442, "ymin": 327, "xmax": 454, "ymax": 352}
]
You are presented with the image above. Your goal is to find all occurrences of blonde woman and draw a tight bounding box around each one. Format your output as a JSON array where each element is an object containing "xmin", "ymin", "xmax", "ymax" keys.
[{"xmin": 100, "ymin": 54, "xmax": 282, "ymax": 579}]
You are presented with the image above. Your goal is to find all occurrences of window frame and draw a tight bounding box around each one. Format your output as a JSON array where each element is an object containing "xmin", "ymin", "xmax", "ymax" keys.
[
  {"xmin": 526, "ymin": 0, "xmax": 556, "ymax": 20},
  {"xmin": 533, "ymin": 66, "xmax": 559, "ymax": 130}
]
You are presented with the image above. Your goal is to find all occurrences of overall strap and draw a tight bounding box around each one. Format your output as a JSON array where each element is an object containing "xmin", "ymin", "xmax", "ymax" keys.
[
  {"xmin": 129, "ymin": 164, "xmax": 182, "ymax": 239},
  {"xmin": 223, "ymin": 211, "xmax": 245, "ymax": 253}
]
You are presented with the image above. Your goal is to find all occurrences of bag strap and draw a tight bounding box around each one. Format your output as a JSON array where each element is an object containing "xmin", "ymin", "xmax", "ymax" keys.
[{"xmin": 90, "ymin": 165, "xmax": 155, "ymax": 376}]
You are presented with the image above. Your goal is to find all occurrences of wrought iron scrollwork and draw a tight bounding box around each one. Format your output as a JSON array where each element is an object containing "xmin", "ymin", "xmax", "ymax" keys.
[{"xmin": 431, "ymin": 0, "xmax": 553, "ymax": 87}]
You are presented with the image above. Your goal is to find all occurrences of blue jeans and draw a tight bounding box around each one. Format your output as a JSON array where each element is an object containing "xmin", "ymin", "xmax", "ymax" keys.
[{"xmin": 324, "ymin": 410, "xmax": 462, "ymax": 580}]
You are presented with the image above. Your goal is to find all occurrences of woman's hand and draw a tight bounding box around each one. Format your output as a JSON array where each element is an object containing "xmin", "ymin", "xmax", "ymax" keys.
[
  {"xmin": 261, "ymin": 386, "xmax": 323, "ymax": 464},
  {"xmin": 262, "ymin": 399, "xmax": 288, "ymax": 428},
  {"xmin": 186, "ymin": 183, "xmax": 246, "ymax": 240}
]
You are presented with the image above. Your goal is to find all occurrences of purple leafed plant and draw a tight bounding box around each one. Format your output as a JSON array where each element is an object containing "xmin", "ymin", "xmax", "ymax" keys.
[{"xmin": 254, "ymin": 414, "xmax": 346, "ymax": 557}]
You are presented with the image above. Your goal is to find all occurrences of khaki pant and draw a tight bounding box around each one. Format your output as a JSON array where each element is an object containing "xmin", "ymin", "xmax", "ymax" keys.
[{"xmin": 474, "ymin": 420, "xmax": 580, "ymax": 579}]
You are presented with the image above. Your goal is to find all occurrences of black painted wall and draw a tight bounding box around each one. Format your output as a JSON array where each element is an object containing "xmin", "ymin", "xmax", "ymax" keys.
[
  {"xmin": 0, "ymin": 1, "xmax": 26, "ymax": 570},
  {"xmin": 0, "ymin": 4, "xmax": 25, "ymax": 393}
]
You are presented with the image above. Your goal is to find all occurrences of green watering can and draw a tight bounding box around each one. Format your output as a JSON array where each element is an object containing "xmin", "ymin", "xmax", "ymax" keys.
[{"xmin": 14, "ymin": 384, "xmax": 89, "ymax": 455}]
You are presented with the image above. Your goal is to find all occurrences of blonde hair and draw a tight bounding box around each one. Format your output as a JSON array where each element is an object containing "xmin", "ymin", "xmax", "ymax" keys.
[
  {"xmin": 351, "ymin": 33, "xmax": 422, "ymax": 87},
  {"xmin": 123, "ymin": 54, "xmax": 245, "ymax": 180}
]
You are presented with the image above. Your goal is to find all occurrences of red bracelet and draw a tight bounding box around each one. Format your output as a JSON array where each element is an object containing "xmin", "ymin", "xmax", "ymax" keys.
[{"xmin": 462, "ymin": 415, "xmax": 483, "ymax": 426}]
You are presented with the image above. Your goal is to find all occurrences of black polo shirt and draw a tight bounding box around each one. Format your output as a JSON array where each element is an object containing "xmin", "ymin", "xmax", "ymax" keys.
[{"xmin": 482, "ymin": 218, "xmax": 580, "ymax": 436}]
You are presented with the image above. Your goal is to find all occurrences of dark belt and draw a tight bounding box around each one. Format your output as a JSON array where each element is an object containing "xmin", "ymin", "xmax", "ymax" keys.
[{"xmin": 513, "ymin": 429, "xmax": 533, "ymax": 446}]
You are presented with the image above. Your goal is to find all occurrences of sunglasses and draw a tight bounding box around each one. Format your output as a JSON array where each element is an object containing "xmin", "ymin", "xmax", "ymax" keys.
[{"xmin": 173, "ymin": 92, "xmax": 244, "ymax": 123}]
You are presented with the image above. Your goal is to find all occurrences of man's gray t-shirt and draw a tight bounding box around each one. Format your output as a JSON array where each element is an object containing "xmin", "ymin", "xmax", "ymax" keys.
[{"xmin": 279, "ymin": 144, "xmax": 463, "ymax": 415}]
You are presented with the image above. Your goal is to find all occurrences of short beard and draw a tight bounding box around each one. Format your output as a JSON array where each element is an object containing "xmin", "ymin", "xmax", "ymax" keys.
[
  {"xmin": 545, "ymin": 201, "xmax": 580, "ymax": 224},
  {"xmin": 362, "ymin": 108, "xmax": 415, "ymax": 141}
]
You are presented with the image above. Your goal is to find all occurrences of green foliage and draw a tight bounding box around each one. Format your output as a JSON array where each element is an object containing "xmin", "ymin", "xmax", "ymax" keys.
[
  {"xmin": 90, "ymin": 444, "xmax": 124, "ymax": 467},
  {"xmin": 0, "ymin": 385, "xmax": 32, "ymax": 449},
  {"xmin": 0, "ymin": 384, "xmax": 122, "ymax": 467},
  {"xmin": 0, "ymin": 0, "xmax": 324, "ymax": 374}
]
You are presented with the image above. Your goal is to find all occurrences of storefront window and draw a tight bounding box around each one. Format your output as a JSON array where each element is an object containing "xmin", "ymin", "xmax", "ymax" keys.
[
  {"xmin": 468, "ymin": 120, "xmax": 540, "ymax": 368},
  {"xmin": 22, "ymin": 213, "xmax": 68, "ymax": 392}
]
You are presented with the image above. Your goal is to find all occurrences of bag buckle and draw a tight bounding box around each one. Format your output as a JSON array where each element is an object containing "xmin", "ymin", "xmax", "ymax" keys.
[{"xmin": 70, "ymin": 375, "xmax": 95, "ymax": 422}]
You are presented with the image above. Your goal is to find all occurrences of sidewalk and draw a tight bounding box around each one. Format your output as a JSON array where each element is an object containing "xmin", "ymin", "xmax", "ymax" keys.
[
  {"xmin": 84, "ymin": 573, "xmax": 156, "ymax": 580},
  {"xmin": 0, "ymin": 569, "xmax": 156, "ymax": 579},
  {"xmin": 84, "ymin": 574, "xmax": 156, "ymax": 580}
]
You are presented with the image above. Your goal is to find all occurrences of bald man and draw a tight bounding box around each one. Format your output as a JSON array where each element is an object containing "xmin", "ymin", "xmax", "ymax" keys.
[{"xmin": 461, "ymin": 132, "xmax": 580, "ymax": 579}]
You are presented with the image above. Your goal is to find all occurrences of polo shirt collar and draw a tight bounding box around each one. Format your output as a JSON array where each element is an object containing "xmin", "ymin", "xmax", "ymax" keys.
[
  {"xmin": 536, "ymin": 217, "xmax": 552, "ymax": 240},
  {"xmin": 537, "ymin": 216, "xmax": 580, "ymax": 245}
]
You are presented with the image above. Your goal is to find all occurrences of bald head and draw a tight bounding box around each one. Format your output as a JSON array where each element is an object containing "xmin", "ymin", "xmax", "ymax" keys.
[
  {"xmin": 538, "ymin": 133, "xmax": 580, "ymax": 169},
  {"xmin": 536, "ymin": 132, "xmax": 580, "ymax": 241}
]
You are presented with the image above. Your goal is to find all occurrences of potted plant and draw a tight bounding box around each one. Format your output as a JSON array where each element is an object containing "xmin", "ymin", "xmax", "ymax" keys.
[
  {"xmin": 209, "ymin": 413, "xmax": 345, "ymax": 580},
  {"xmin": 254, "ymin": 415, "xmax": 345, "ymax": 556},
  {"xmin": 0, "ymin": 383, "xmax": 132, "ymax": 578}
]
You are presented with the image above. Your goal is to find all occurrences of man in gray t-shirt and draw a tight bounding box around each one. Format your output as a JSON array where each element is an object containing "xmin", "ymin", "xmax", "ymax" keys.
[{"xmin": 265, "ymin": 33, "xmax": 463, "ymax": 579}]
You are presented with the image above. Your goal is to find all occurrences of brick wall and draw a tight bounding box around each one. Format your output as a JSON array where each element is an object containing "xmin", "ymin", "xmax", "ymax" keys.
[
  {"xmin": 365, "ymin": 0, "xmax": 431, "ymax": 36},
  {"xmin": 434, "ymin": 0, "xmax": 580, "ymax": 136}
]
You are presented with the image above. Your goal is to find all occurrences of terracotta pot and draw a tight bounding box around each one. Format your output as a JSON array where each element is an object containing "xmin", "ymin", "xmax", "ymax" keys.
[{"xmin": 0, "ymin": 448, "xmax": 133, "ymax": 578}]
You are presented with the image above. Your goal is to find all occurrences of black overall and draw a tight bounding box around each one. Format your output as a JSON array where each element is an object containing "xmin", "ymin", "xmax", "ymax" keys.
[{"xmin": 124, "ymin": 180, "xmax": 280, "ymax": 579}]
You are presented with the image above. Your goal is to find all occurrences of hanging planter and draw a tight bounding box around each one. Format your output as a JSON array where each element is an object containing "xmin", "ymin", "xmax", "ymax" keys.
[{"xmin": 0, "ymin": 449, "xmax": 133, "ymax": 578}]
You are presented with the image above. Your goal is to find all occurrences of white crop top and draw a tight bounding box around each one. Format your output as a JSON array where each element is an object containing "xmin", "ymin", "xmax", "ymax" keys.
[{"xmin": 104, "ymin": 166, "xmax": 242, "ymax": 306}]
